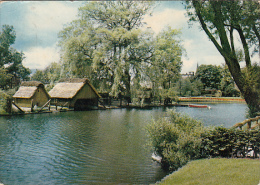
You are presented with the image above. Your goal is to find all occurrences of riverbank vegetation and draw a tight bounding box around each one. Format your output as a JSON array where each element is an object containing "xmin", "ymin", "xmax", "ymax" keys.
[
  {"xmin": 158, "ymin": 158, "xmax": 260, "ymax": 185},
  {"xmin": 147, "ymin": 110, "xmax": 260, "ymax": 172},
  {"xmin": 147, "ymin": 110, "xmax": 205, "ymax": 171}
]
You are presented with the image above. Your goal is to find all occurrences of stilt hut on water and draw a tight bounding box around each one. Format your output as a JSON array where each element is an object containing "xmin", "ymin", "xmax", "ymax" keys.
[
  {"xmin": 13, "ymin": 81, "xmax": 50, "ymax": 108},
  {"xmin": 48, "ymin": 78, "xmax": 101, "ymax": 110}
]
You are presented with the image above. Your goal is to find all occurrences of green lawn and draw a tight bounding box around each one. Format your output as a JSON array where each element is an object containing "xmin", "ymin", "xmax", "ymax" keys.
[{"xmin": 158, "ymin": 158, "xmax": 260, "ymax": 185}]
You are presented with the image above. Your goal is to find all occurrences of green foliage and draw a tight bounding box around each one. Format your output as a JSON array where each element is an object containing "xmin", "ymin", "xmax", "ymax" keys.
[
  {"xmin": 148, "ymin": 27, "xmax": 183, "ymax": 91},
  {"xmin": 31, "ymin": 70, "xmax": 48, "ymax": 83},
  {"xmin": 241, "ymin": 64, "xmax": 260, "ymax": 117},
  {"xmin": 0, "ymin": 89, "xmax": 14, "ymax": 114},
  {"xmin": 0, "ymin": 25, "xmax": 31, "ymax": 88},
  {"xmin": 194, "ymin": 64, "xmax": 222, "ymax": 90},
  {"xmin": 220, "ymin": 64, "xmax": 240, "ymax": 97},
  {"xmin": 147, "ymin": 110, "xmax": 205, "ymax": 171},
  {"xmin": 0, "ymin": 67, "xmax": 12, "ymax": 89},
  {"xmin": 58, "ymin": 2, "xmax": 184, "ymax": 100},
  {"xmin": 201, "ymin": 127, "xmax": 260, "ymax": 158},
  {"xmin": 31, "ymin": 62, "xmax": 62, "ymax": 86},
  {"xmin": 191, "ymin": 79, "xmax": 204, "ymax": 96},
  {"xmin": 174, "ymin": 78, "xmax": 203, "ymax": 97},
  {"xmin": 148, "ymin": 111, "xmax": 260, "ymax": 171},
  {"xmin": 59, "ymin": 1, "xmax": 155, "ymax": 97}
]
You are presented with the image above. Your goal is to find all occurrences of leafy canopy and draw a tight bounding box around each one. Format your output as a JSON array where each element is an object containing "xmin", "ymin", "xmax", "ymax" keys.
[
  {"xmin": 0, "ymin": 25, "xmax": 30, "ymax": 88},
  {"xmin": 59, "ymin": 1, "xmax": 184, "ymax": 99}
]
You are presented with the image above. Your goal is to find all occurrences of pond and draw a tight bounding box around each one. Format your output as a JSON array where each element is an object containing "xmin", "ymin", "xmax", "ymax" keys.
[{"xmin": 0, "ymin": 103, "xmax": 247, "ymax": 185}]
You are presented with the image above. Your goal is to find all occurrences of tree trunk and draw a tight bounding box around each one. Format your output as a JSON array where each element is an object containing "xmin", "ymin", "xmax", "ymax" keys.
[
  {"xmin": 125, "ymin": 70, "xmax": 131, "ymax": 106},
  {"xmin": 193, "ymin": 0, "xmax": 260, "ymax": 116}
]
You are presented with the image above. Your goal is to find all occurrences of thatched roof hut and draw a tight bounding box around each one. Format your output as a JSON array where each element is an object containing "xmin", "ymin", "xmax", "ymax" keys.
[
  {"xmin": 49, "ymin": 78, "xmax": 100, "ymax": 110},
  {"xmin": 13, "ymin": 81, "xmax": 50, "ymax": 108}
]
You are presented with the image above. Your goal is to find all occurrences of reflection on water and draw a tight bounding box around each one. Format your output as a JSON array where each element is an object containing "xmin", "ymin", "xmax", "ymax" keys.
[{"xmin": 0, "ymin": 103, "xmax": 247, "ymax": 184}]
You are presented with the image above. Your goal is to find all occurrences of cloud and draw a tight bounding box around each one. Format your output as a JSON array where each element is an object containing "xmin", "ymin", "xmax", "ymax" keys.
[
  {"xmin": 25, "ymin": 1, "xmax": 79, "ymax": 32},
  {"xmin": 23, "ymin": 46, "xmax": 60, "ymax": 69},
  {"xmin": 20, "ymin": 1, "xmax": 82, "ymax": 69},
  {"xmin": 182, "ymin": 58, "xmax": 197, "ymax": 73},
  {"xmin": 181, "ymin": 35, "xmax": 225, "ymax": 73},
  {"xmin": 143, "ymin": 8, "xmax": 187, "ymax": 34},
  {"xmin": 143, "ymin": 6, "xmax": 226, "ymax": 73}
]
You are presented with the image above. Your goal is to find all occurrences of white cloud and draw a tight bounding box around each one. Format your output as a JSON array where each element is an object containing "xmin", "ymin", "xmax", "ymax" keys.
[
  {"xmin": 143, "ymin": 7, "xmax": 227, "ymax": 73},
  {"xmin": 23, "ymin": 46, "xmax": 60, "ymax": 69},
  {"xmin": 143, "ymin": 8, "xmax": 187, "ymax": 34},
  {"xmin": 181, "ymin": 36, "xmax": 225, "ymax": 73},
  {"xmin": 26, "ymin": 1, "xmax": 79, "ymax": 32},
  {"xmin": 20, "ymin": 1, "xmax": 81, "ymax": 70},
  {"xmin": 182, "ymin": 58, "xmax": 197, "ymax": 73}
]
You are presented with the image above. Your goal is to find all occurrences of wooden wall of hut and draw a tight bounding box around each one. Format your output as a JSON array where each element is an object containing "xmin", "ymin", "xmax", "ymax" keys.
[{"xmin": 13, "ymin": 83, "xmax": 50, "ymax": 108}]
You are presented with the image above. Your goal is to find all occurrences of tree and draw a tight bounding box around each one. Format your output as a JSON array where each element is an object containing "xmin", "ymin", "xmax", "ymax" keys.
[
  {"xmin": 31, "ymin": 62, "xmax": 61, "ymax": 84},
  {"xmin": 220, "ymin": 64, "xmax": 240, "ymax": 97},
  {"xmin": 31, "ymin": 70, "xmax": 48, "ymax": 83},
  {"xmin": 194, "ymin": 64, "xmax": 222, "ymax": 90},
  {"xmin": 59, "ymin": 1, "xmax": 154, "ymax": 99},
  {"xmin": 0, "ymin": 67, "xmax": 12, "ymax": 89},
  {"xmin": 186, "ymin": 1, "xmax": 260, "ymax": 116},
  {"xmin": 0, "ymin": 25, "xmax": 30, "ymax": 87},
  {"xmin": 59, "ymin": 2, "xmax": 185, "ymax": 103},
  {"xmin": 148, "ymin": 27, "xmax": 183, "ymax": 90}
]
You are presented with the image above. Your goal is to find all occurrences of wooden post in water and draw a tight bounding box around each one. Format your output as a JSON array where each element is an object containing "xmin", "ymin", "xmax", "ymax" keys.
[
  {"xmin": 55, "ymin": 100, "xmax": 58, "ymax": 110},
  {"xmin": 247, "ymin": 121, "xmax": 251, "ymax": 130},
  {"xmin": 31, "ymin": 99, "xmax": 34, "ymax": 112}
]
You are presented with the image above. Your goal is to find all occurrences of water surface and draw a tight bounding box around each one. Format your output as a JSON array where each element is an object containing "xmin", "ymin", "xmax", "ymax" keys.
[{"xmin": 0, "ymin": 103, "xmax": 247, "ymax": 184}]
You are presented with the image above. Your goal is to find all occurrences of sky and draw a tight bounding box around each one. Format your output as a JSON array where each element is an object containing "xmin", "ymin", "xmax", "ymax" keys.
[{"xmin": 0, "ymin": 1, "xmax": 227, "ymax": 73}]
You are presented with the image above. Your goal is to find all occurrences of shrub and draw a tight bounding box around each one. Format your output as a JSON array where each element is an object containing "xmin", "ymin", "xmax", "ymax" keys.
[
  {"xmin": 147, "ymin": 111, "xmax": 260, "ymax": 172},
  {"xmin": 201, "ymin": 127, "xmax": 260, "ymax": 158},
  {"xmin": 147, "ymin": 110, "xmax": 206, "ymax": 171},
  {"xmin": 0, "ymin": 89, "xmax": 15, "ymax": 114}
]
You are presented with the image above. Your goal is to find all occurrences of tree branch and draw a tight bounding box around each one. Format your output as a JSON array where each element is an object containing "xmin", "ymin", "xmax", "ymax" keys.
[
  {"xmin": 235, "ymin": 26, "xmax": 251, "ymax": 67},
  {"xmin": 192, "ymin": 1, "xmax": 225, "ymax": 57}
]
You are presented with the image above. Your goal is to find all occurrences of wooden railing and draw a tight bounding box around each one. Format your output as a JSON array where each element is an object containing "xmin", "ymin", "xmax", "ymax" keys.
[{"xmin": 233, "ymin": 116, "xmax": 260, "ymax": 130}]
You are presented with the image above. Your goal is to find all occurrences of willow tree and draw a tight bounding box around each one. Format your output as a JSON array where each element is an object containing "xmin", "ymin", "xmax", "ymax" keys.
[
  {"xmin": 59, "ymin": 1, "xmax": 154, "ymax": 98},
  {"xmin": 187, "ymin": 0, "xmax": 260, "ymax": 116},
  {"xmin": 146, "ymin": 26, "xmax": 183, "ymax": 101}
]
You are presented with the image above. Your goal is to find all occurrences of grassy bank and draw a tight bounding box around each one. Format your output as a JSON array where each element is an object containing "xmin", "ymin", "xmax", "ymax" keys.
[{"xmin": 158, "ymin": 158, "xmax": 260, "ymax": 185}]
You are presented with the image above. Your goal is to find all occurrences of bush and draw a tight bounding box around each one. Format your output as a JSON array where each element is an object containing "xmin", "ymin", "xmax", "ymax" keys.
[
  {"xmin": 201, "ymin": 127, "xmax": 260, "ymax": 158},
  {"xmin": 147, "ymin": 111, "xmax": 260, "ymax": 172},
  {"xmin": 0, "ymin": 89, "xmax": 15, "ymax": 114},
  {"xmin": 147, "ymin": 110, "xmax": 206, "ymax": 171}
]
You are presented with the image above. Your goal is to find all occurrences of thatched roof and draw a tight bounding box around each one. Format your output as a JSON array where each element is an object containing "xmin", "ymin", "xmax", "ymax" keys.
[
  {"xmin": 58, "ymin": 78, "xmax": 88, "ymax": 83},
  {"xmin": 20, "ymin": 81, "xmax": 44, "ymax": 87},
  {"xmin": 13, "ymin": 81, "xmax": 46, "ymax": 99},
  {"xmin": 49, "ymin": 78, "xmax": 100, "ymax": 99}
]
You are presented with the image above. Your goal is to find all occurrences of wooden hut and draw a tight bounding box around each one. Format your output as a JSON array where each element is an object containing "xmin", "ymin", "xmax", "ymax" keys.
[
  {"xmin": 13, "ymin": 81, "xmax": 50, "ymax": 108},
  {"xmin": 48, "ymin": 78, "xmax": 101, "ymax": 110}
]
